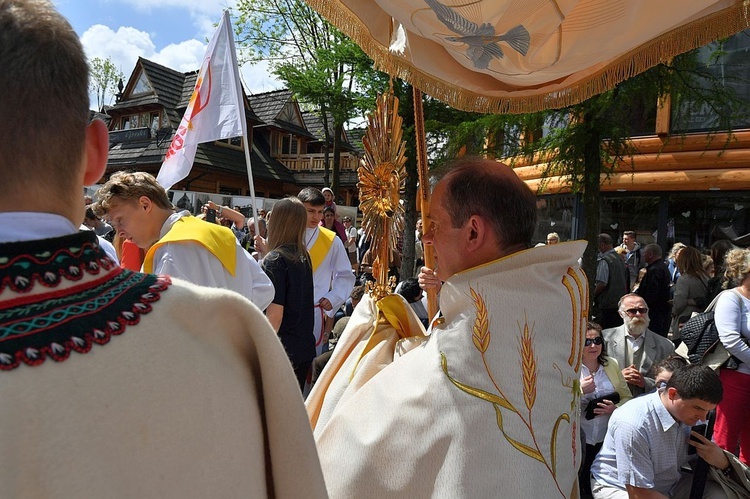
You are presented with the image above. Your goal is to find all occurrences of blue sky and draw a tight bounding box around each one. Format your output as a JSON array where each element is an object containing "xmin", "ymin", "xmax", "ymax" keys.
[{"xmin": 54, "ymin": 0, "xmax": 280, "ymax": 108}]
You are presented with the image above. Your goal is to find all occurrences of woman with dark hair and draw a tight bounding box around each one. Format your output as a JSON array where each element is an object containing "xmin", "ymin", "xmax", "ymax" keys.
[
  {"xmin": 579, "ymin": 321, "xmax": 632, "ymax": 499},
  {"xmin": 670, "ymin": 246, "xmax": 710, "ymax": 342},
  {"xmin": 261, "ymin": 197, "xmax": 315, "ymax": 391}
]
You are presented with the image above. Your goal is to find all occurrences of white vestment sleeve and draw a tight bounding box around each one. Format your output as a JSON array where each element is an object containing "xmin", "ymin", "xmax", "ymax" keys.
[
  {"xmin": 237, "ymin": 246, "xmax": 274, "ymax": 311},
  {"xmin": 322, "ymin": 237, "xmax": 356, "ymax": 317},
  {"xmin": 151, "ymin": 241, "xmax": 275, "ymax": 310}
]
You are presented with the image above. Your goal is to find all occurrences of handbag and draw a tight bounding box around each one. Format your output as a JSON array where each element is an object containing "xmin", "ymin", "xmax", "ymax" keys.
[
  {"xmin": 676, "ymin": 289, "xmax": 745, "ymax": 370},
  {"xmin": 584, "ymin": 392, "xmax": 621, "ymax": 420}
]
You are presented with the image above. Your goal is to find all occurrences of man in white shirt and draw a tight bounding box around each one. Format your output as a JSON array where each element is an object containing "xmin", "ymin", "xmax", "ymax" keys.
[
  {"xmin": 298, "ymin": 187, "xmax": 355, "ymax": 356},
  {"xmin": 94, "ymin": 171, "xmax": 274, "ymax": 310},
  {"xmin": 591, "ymin": 365, "xmax": 734, "ymax": 498}
]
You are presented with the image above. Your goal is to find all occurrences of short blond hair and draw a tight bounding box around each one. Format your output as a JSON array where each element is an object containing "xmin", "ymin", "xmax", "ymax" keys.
[
  {"xmin": 723, "ymin": 248, "xmax": 750, "ymax": 288},
  {"xmin": 94, "ymin": 171, "xmax": 173, "ymax": 216}
]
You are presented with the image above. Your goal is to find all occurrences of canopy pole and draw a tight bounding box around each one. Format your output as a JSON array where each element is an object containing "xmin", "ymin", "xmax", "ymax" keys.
[{"xmin": 413, "ymin": 87, "xmax": 438, "ymax": 319}]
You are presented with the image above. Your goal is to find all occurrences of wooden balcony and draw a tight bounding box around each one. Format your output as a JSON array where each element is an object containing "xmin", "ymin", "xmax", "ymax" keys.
[{"xmin": 277, "ymin": 152, "xmax": 360, "ymax": 172}]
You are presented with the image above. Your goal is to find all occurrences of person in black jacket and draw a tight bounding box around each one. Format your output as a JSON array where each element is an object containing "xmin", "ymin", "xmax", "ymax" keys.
[{"xmin": 636, "ymin": 243, "xmax": 672, "ymax": 337}]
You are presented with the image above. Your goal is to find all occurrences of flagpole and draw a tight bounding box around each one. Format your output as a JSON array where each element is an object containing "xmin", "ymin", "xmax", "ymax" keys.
[
  {"xmin": 223, "ymin": 10, "xmax": 260, "ymax": 238},
  {"xmin": 242, "ymin": 138, "xmax": 260, "ymax": 238}
]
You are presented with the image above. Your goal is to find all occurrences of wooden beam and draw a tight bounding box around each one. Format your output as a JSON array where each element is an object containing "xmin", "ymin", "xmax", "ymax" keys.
[
  {"xmin": 514, "ymin": 148, "xmax": 750, "ymax": 181},
  {"xmin": 525, "ymin": 168, "xmax": 750, "ymax": 194}
]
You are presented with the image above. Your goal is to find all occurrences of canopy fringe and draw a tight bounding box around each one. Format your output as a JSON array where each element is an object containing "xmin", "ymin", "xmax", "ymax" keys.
[{"xmin": 304, "ymin": 0, "xmax": 750, "ymax": 114}]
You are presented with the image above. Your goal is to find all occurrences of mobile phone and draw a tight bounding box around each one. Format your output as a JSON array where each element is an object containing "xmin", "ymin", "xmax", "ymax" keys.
[
  {"xmin": 688, "ymin": 423, "xmax": 708, "ymax": 454},
  {"xmin": 206, "ymin": 208, "xmax": 217, "ymax": 223}
]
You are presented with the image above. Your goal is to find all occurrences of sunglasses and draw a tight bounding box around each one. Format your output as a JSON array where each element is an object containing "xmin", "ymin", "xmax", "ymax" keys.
[
  {"xmin": 624, "ymin": 307, "xmax": 649, "ymax": 315},
  {"xmin": 584, "ymin": 337, "xmax": 604, "ymax": 347}
]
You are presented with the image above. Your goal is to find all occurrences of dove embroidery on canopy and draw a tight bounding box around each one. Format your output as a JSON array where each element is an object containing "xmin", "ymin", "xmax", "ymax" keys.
[{"xmin": 424, "ymin": 0, "xmax": 530, "ymax": 69}]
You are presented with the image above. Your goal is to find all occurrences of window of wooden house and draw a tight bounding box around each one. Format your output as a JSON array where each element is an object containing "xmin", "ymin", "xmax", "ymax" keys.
[
  {"xmin": 132, "ymin": 72, "xmax": 153, "ymax": 95},
  {"xmin": 215, "ymin": 136, "xmax": 244, "ymax": 150},
  {"xmin": 281, "ymin": 134, "xmax": 298, "ymax": 155},
  {"xmin": 671, "ymin": 29, "xmax": 750, "ymax": 133},
  {"xmin": 114, "ymin": 111, "xmax": 160, "ymax": 132}
]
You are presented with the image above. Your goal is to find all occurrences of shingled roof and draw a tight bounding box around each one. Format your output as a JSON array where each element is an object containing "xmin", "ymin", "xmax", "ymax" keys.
[
  {"xmin": 301, "ymin": 110, "xmax": 358, "ymax": 153},
  {"xmin": 110, "ymin": 58, "xmax": 185, "ymax": 110},
  {"xmin": 111, "ymin": 59, "xmax": 260, "ymax": 125},
  {"xmin": 249, "ymin": 89, "xmax": 315, "ymax": 139},
  {"xmin": 107, "ymin": 57, "xmax": 291, "ymax": 184}
]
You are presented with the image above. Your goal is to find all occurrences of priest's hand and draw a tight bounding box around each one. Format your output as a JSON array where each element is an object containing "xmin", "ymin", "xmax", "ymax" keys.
[{"xmin": 418, "ymin": 266, "xmax": 442, "ymax": 293}]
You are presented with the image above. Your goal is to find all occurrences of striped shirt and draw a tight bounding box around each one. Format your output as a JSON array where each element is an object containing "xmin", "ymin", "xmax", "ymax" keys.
[{"xmin": 591, "ymin": 391, "xmax": 690, "ymax": 495}]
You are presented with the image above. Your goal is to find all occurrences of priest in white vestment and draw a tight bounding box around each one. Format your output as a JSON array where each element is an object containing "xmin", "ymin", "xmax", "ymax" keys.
[{"xmin": 310, "ymin": 159, "xmax": 587, "ymax": 498}]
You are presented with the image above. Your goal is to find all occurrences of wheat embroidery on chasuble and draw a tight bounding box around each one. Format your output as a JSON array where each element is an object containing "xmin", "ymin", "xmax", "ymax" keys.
[{"xmin": 440, "ymin": 268, "xmax": 587, "ymax": 498}]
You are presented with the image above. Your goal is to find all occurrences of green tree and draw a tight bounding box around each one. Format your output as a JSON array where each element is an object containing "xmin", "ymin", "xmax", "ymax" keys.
[
  {"xmin": 234, "ymin": 0, "xmax": 388, "ymax": 193},
  {"xmin": 89, "ymin": 56, "xmax": 123, "ymax": 111}
]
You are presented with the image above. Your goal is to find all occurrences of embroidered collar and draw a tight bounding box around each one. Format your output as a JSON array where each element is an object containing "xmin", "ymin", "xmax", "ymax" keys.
[{"xmin": 0, "ymin": 231, "xmax": 170, "ymax": 370}]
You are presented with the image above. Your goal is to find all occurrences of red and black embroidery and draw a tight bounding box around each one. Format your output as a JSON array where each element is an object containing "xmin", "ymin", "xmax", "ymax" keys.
[{"xmin": 0, "ymin": 231, "xmax": 171, "ymax": 370}]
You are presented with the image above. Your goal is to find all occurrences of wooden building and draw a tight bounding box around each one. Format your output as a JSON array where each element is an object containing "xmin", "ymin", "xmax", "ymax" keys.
[{"xmin": 102, "ymin": 58, "xmax": 360, "ymax": 205}]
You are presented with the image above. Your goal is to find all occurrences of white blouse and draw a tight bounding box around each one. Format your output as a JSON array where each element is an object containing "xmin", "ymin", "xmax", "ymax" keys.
[{"xmin": 580, "ymin": 363, "xmax": 617, "ymax": 445}]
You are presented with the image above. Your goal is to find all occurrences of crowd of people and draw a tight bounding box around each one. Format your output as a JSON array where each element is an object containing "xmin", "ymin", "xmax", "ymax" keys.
[
  {"xmin": 2, "ymin": 1, "xmax": 750, "ymax": 497},
  {"xmin": 574, "ymin": 230, "xmax": 750, "ymax": 498}
]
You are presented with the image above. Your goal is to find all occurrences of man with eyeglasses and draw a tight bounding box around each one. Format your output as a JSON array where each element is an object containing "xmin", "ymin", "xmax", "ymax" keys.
[{"xmin": 602, "ymin": 293, "xmax": 675, "ymax": 396}]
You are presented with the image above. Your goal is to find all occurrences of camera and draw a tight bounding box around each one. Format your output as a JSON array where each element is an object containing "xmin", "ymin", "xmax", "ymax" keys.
[{"xmin": 206, "ymin": 208, "xmax": 217, "ymax": 223}]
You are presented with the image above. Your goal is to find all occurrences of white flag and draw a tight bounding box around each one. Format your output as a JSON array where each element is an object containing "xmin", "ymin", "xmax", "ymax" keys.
[{"xmin": 156, "ymin": 10, "xmax": 246, "ymax": 190}]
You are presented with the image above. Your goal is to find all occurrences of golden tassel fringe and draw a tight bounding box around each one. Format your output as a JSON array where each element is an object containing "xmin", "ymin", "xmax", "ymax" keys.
[{"xmin": 303, "ymin": 0, "xmax": 750, "ymax": 114}]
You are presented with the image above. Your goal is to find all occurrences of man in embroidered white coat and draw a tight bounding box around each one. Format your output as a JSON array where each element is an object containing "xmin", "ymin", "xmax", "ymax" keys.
[
  {"xmin": 313, "ymin": 159, "xmax": 587, "ymax": 498},
  {"xmin": 0, "ymin": 2, "xmax": 326, "ymax": 497},
  {"xmin": 299, "ymin": 187, "xmax": 356, "ymax": 356}
]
